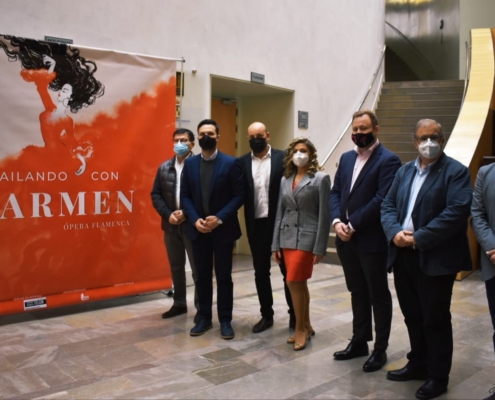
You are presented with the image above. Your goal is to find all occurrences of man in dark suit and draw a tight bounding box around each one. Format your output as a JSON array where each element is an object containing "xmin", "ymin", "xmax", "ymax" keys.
[
  {"xmin": 181, "ymin": 119, "xmax": 244, "ymax": 340},
  {"xmin": 151, "ymin": 128, "xmax": 198, "ymax": 320},
  {"xmin": 381, "ymin": 119, "xmax": 472, "ymax": 400},
  {"xmin": 330, "ymin": 110, "xmax": 401, "ymax": 372},
  {"xmin": 471, "ymin": 163, "xmax": 495, "ymax": 400},
  {"xmin": 239, "ymin": 122, "xmax": 294, "ymax": 333}
]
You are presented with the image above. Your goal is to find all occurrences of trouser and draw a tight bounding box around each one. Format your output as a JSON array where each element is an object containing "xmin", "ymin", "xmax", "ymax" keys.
[
  {"xmin": 486, "ymin": 275, "xmax": 495, "ymax": 353},
  {"xmin": 164, "ymin": 224, "xmax": 198, "ymax": 309},
  {"xmin": 192, "ymin": 233, "xmax": 234, "ymax": 322},
  {"xmin": 394, "ymin": 248, "xmax": 456, "ymax": 382},
  {"xmin": 249, "ymin": 218, "xmax": 294, "ymax": 319},
  {"xmin": 337, "ymin": 241, "xmax": 392, "ymax": 351}
]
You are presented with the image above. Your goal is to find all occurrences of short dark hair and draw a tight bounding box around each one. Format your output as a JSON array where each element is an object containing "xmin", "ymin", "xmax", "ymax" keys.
[
  {"xmin": 197, "ymin": 119, "xmax": 220, "ymax": 134},
  {"xmin": 173, "ymin": 128, "xmax": 194, "ymax": 142},
  {"xmin": 352, "ymin": 110, "xmax": 379, "ymax": 128}
]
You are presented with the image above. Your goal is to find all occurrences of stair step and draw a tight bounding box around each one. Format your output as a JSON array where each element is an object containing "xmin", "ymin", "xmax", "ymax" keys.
[
  {"xmin": 396, "ymin": 152, "xmax": 421, "ymax": 162},
  {"xmin": 381, "ymin": 134, "xmax": 451, "ymax": 147},
  {"xmin": 384, "ymin": 142, "xmax": 418, "ymax": 152},
  {"xmin": 382, "ymin": 87, "xmax": 464, "ymax": 96},
  {"xmin": 379, "ymin": 126, "xmax": 454, "ymax": 135},
  {"xmin": 377, "ymin": 108, "xmax": 461, "ymax": 117},
  {"xmin": 380, "ymin": 93, "xmax": 463, "ymax": 102},
  {"xmin": 322, "ymin": 249, "xmax": 341, "ymax": 266},
  {"xmin": 377, "ymin": 116, "xmax": 458, "ymax": 126},
  {"xmin": 383, "ymin": 80, "xmax": 464, "ymax": 89},
  {"xmin": 378, "ymin": 100, "xmax": 462, "ymax": 109}
]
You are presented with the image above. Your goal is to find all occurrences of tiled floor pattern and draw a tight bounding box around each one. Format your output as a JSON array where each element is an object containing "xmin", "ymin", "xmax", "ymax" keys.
[{"xmin": 0, "ymin": 255, "xmax": 494, "ymax": 399}]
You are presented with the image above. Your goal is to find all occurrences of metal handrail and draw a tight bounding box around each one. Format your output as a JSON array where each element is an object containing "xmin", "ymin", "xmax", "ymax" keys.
[
  {"xmin": 321, "ymin": 45, "xmax": 386, "ymax": 166},
  {"xmin": 461, "ymin": 40, "xmax": 471, "ymax": 106},
  {"xmin": 385, "ymin": 21, "xmax": 434, "ymax": 73}
]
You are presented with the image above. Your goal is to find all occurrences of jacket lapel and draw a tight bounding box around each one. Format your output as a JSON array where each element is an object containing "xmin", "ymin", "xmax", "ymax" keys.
[
  {"xmin": 285, "ymin": 174, "xmax": 298, "ymax": 206},
  {"xmin": 246, "ymin": 154, "xmax": 254, "ymax": 192},
  {"xmin": 269, "ymin": 150, "xmax": 280, "ymax": 188},
  {"xmin": 350, "ymin": 144, "xmax": 382, "ymax": 195},
  {"xmin": 345, "ymin": 152, "xmax": 358, "ymax": 195},
  {"xmin": 412, "ymin": 154, "xmax": 446, "ymax": 209},
  {"xmin": 293, "ymin": 174, "xmax": 312, "ymax": 198}
]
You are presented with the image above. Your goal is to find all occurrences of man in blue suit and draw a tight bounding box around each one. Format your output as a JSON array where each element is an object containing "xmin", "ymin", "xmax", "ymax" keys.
[
  {"xmin": 381, "ymin": 119, "xmax": 472, "ymax": 400},
  {"xmin": 330, "ymin": 110, "xmax": 401, "ymax": 372},
  {"xmin": 181, "ymin": 119, "xmax": 244, "ymax": 340}
]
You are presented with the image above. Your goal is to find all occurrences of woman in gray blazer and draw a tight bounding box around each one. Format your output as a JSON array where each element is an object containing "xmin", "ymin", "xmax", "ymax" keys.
[{"xmin": 272, "ymin": 137, "xmax": 331, "ymax": 351}]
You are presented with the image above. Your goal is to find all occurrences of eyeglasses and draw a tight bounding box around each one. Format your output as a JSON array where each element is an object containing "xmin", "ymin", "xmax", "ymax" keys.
[
  {"xmin": 416, "ymin": 134, "xmax": 441, "ymax": 143},
  {"xmin": 173, "ymin": 139, "xmax": 190, "ymax": 144}
]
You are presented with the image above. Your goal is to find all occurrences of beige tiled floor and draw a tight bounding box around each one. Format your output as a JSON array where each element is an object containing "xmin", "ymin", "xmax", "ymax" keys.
[{"xmin": 0, "ymin": 255, "xmax": 493, "ymax": 399}]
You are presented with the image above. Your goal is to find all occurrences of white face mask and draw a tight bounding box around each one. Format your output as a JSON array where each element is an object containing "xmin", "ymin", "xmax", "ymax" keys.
[
  {"xmin": 293, "ymin": 151, "xmax": 309, "ymax": 167},
  {"xmin": 418, "ymin": 138, "xmax": 441, "ymax": 159}
]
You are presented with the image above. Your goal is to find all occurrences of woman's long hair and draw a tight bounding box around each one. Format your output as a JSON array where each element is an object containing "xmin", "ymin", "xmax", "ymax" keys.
[
  {"xmin": 0, "ymin": 35, "xmax": 104, "ymax": 113},
  {"xmin": 283, "ymin": 137, "xmax": 322, "ymax": 178}
]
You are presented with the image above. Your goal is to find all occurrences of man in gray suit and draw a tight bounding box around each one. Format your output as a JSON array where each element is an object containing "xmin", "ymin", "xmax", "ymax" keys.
[
  {"xmin": 151, "ymin": 128, "xmax": 198, "ymax": 321},
  {"xmin": 471, "ymin": 163, "xmax": 495, "ymax": 400}
]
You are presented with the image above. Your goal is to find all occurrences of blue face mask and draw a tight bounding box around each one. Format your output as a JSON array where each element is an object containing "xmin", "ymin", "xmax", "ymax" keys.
[{"xmin": 174, "ymin": 142, "xmax": 189, "ymax": 157}]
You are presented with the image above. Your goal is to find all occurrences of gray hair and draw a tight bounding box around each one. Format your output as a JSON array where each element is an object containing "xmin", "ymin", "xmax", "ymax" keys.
[{"xmin": 412, "ymin": 119, "xmax": 444, "ymax": 139}]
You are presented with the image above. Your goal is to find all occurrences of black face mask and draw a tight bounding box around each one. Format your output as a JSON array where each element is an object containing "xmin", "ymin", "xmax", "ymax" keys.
[
  {"xmin": 199, "ymin": 135, "xmax": 217, "ymax": 150},
  {"xmin": 351, "ymin": 131, "xmax": 376, "ymax": 148},
  {"xmin": 249, "ymin": 138, "xmax": 267, "ymax": 153}
]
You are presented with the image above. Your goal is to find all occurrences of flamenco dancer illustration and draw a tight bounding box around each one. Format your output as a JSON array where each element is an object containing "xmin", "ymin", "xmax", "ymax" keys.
[{"xmin": 0, "ymin": 35, "xmax": 104, "ymax": 175}]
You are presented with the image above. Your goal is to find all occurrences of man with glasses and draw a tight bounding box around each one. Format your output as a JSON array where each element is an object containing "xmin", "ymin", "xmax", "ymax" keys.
[
  {"xmin": 381, "ymin": 119, "xmax": 472, "ymax": 400},
  {"xmin": 151, "ymin": 128, "xmax": 199, "ymax": 321},
  {"xmin": 239, "ymin": 122, "xmax": 294, "ymax": 333}
]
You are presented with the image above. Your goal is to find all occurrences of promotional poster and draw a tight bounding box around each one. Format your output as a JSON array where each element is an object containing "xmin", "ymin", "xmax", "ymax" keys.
[{"xmin": 0, "ymin": 35, "xmax": 175, "ymax": 315}]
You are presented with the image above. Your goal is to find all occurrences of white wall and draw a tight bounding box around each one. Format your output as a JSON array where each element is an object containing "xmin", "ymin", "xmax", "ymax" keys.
[
  {"xmin": 0, "ymin": 0, "xmax": 385, "ymax": 174},
  {"xmin": 460, "ymin": 0, "xmax": 495, "ymax": 78}
]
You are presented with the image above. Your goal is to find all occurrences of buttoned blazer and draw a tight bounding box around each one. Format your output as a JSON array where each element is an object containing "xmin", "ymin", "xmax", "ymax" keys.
[
  {"xmin": 180, "ymin": 151, "xmax": 244, "ymax": 243},
  {"xmin": 330, "ymin": 143, "xmax": 401, "ymax": 253},
  {"xmin": 238, "ymin": 148, "xmax": 285, "ymax": 244},
  {"xmin": 272, "ymin": 171, "xmax": 331, "ymax": 256},
  {"xmin": 471, "ymin": 163, "xmax": 495, "ymax": 281},
  {"xmin": 381, "ymin": 153, "xmax": 472, "ymax": 276}
]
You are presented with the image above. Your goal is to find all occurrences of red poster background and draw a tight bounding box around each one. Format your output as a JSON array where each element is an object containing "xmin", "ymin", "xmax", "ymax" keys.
[{"xmin": 0, "ymin": 36, "xmax": 174, "ymax": 315}]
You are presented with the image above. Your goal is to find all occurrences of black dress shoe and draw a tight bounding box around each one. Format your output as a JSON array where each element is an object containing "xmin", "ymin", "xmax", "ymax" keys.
[
  {"xmin": 362, "ymin": 350, "xmax": 387, "ymax": 372},
  {"xmin": 252, "ymin": 317, "xmax": 274, "ymax": 333},
  {"xmin": 386, "ymin": 363, "xmax": 428, "ymax": 381},
  {"xmin": 161, "ymin": 305, "xmax": 187, "ymax": 319},
  {"xmin": 333, "ymin": 341, "xmax": 369, "ymax": 360},
  {"xmin": 415, "ymin": 379, "xmax": 448, "ymax": 400}
]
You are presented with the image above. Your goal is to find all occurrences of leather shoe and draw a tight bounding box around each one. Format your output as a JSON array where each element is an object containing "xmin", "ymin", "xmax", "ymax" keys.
[
  {"xmin": 161, "ymin": 305, "xmax": 187, "ymax": 319},
  {"xmin": 333, "ymin": 341, "xmax": 369, "ymax": 360},
  {"xmin": 386, "ymin": 363, "xmax": 428, "ymax": 381},
  {"xmin": 415, "ymin": 379, "xmax": 448, "ymax": 400},
  {"xmin": 190, "ymin": 319, "xmax": 212, "ymax": 336},
  {"xmin": 220, "ymin": 321, "xmax": 235, "ymax": 340},
  {"xmin": 362, "ymin": 350, "xmax": 387, "ymax": 372},
  {"xmin": 252, "ymin": 317, "xmax": 273, "ymax": 333}
]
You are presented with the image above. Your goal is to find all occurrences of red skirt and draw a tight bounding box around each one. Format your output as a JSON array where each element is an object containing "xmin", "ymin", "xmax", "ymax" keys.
[{"xmin": 282, "ymin": 248, "xmax": 314, "ymax": 281}]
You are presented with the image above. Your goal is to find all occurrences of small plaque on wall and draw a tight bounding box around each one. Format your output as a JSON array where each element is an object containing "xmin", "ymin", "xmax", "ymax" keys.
[
  {"xmin": 298, "ymin": 111, "xmax": 309, "ymax": 129},
  {"xmin": 251, "ymin": 72, "xmax": 265, "ymax": 84},
  {"xmin": 44, "ymin": 36, "xmax": 73, "ymax": 45}
]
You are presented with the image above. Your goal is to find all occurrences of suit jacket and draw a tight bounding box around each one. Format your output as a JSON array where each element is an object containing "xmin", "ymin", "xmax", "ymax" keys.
[
  {"xmin": 180, "ymin": 151, "xmax": 244, "ymax": 243},
  {"xmin": 471, "ymin": 163, "xmax": 495, "ymax": 281},
  {"xmin": 330, "ymin": 143, "xmax": 401, "ymax": 253},
  {"xmin": 272, "ymin": 171, "xmax": 331, "ymax": 256},
  {"xmin": 238, "ymin": 148, "xmax": 285, "ymax": 244},
  {"xmin": 381, "ymin": 153, "xmax": 472, "ymax": 276},
  {"xmin": 150, "ymin": 153, "xmax": 193, "ymax": 233}
]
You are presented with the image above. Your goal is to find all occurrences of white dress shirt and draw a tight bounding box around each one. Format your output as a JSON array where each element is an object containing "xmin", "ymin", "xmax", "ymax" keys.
[
  {"xmin": 174, "ymin": 156, "xmax": 185, "ymax": 209},
  {"xmin": 252, "ymin": 145, "xmax": 272, "ymax": 219}
]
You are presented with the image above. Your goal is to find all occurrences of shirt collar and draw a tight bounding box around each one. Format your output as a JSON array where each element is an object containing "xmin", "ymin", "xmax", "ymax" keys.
[
  {"xmin": 414, "ymin": 156, "xmax": 438, "ymax": 175},
  {"xmin": 353, "ymin": 139, "xmax": 380, "ymax": 156},
  {"xmin": 251, "ymin": 145, "xmax": 272, "ymax": 160},
  {"xmin": 201, "ymin": 149, "xmax": 218, "ymax": 161}
]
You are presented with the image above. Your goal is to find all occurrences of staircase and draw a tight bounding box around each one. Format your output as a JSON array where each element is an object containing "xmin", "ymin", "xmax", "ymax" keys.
[
  {"xmin": 323, "ymin": 79, "xmax": 464, "ymax": 266},
  {"xmin": 377, "ymin": 80, "xmax": 463, "ymax": 163}
]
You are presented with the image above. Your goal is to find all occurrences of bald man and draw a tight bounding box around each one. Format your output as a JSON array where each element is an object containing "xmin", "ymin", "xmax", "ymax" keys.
[{"xmin": 239, "ymin": 122, "xmax": 294, "ymax": 333}]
